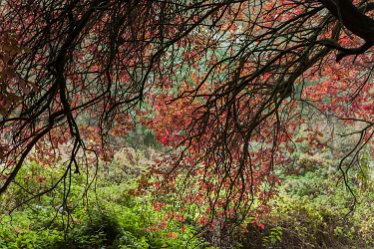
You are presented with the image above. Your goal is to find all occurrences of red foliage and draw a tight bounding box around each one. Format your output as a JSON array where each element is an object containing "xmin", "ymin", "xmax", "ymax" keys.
[{"xmin": 0, "ymin": 0, "xmax": 372, "ymax": 233}]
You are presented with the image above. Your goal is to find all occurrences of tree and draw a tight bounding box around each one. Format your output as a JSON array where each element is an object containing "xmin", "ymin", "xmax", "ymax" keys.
[{"xmin": 0, "ymin": 0, "xmax": 373, "ymax": 225}]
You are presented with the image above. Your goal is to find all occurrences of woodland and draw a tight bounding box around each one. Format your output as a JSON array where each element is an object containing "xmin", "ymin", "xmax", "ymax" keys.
[{"xmin": 0, "ymin": 0, "xmax": 373, "ymax": 248}]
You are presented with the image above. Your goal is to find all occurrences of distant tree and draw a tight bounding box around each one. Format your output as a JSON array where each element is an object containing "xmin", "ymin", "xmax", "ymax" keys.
[{"xmin": 0, "ymin": 0, "xmax": 372, "ymax": 224}]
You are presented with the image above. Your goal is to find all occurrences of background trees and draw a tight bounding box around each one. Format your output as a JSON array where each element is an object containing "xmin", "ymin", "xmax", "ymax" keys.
[{"xmin": 0, "ymin": 0, "xmax": 372, "ymax": 229}]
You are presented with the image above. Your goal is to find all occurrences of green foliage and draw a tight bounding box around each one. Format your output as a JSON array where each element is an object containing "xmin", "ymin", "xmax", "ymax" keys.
[
  {"xmin": 0, "ymin": 148, "xmax": 373, "ymax": 249},
  {"xmin": 0, "ymin": 159, "xmax": 215, "ymax": 249},
  {"xmin": 239, "ymin": 152, "xmax": 374, "ymax": 249},
  {"xmin": 262, "ymin": 227, "xmax": 282, "ymax": 247}
]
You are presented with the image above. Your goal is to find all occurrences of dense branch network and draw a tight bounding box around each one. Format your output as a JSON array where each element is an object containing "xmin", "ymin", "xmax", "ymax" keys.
[{"xmin": 0, "ymin": 0, "xmax": 372, "ymax": 222}]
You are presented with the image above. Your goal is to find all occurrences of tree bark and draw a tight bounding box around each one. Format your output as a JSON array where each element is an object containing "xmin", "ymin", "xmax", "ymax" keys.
[{"xmin": 319, "ymin": 0, "xmax": 374, "ymax": 43}]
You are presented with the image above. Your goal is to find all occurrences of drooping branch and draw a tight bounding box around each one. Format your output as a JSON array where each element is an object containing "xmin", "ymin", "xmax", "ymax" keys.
[
  {"xmin": 0, "ymin": 0, "xmax": 372, "ymax": 224},
  {"xmin": 317, "ymin": 0, "xmax": 374, "ymax": 62},
  {"xmin": 319, "ymin": 0, "xmax": 374, "ymax": 43},
  {"xmin": 317, "ymin": 39, "xmax": 373, "ymax": 61}
]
